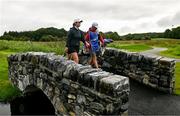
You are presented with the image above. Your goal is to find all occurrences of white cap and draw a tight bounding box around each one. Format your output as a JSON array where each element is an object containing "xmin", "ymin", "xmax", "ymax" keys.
[
  {"xmin": 73, "ymin": 18, "xmax": 83, "ymax": 23},
  {"xmin": 92, "ymin": 22, "xmax": 99, "ymax": 29}
]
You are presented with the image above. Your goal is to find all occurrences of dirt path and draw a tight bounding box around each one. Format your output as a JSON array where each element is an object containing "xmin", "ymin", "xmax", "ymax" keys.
[{"xmin": 140, "ymin": 47, "xmax": 180, "ymax": 62}]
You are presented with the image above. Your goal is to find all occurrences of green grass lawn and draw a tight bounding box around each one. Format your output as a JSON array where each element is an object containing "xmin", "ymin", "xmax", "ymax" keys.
[
  {"xmin": 160, "ymin": 46, "xmax": 180, "ymax": 59},
  {"xmin": 108, "ymin": 43, "xmax": 152, "ymax": 52},
  {"xmin": 0, "ymin": 40, "xmax": 66, "ymax": 54},
  {"xmin": 0, "ymin": 51, "xmax": 21, "ymax": 102}
]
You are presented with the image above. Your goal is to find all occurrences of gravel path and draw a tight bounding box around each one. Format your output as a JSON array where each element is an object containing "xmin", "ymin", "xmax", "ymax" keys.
[
  {"xmin": 140, "ymin": 47, "xmax": 167, "ymax": 54},
  {"xmin": 140, "ymin": 47, "xmax": 180, "ymax": 62}
]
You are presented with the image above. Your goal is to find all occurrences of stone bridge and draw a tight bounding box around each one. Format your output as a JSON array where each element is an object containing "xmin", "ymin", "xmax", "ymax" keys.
[
  {"xmin": 8, "ymin": 52, "xmax": 129, "ymax": 115},
  {"xmin": 8, "ymin": 48, "xmax": 176, "ymax": 115}
]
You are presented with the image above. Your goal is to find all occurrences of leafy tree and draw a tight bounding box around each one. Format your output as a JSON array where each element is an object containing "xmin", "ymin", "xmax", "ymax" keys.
[
  {"xmin": 164, "ymin": 29, "xmax": 172, "ymax": 38},
  {"xmin": 0, "ymin": 27, "xmax": 68, "ymax": 41},
  {"xmin": 163, "ymin": 26, "xmax": 180, "ymax": 39},
  {"xmin": 104, "ymin": 31, "xmax": 121, "ymax": 40}
]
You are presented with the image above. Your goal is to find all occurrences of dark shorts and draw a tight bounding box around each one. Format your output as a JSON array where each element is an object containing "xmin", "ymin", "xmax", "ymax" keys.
[{"xmin": 68, "ymin": 46, "xmax": 79, "ymax": 54}]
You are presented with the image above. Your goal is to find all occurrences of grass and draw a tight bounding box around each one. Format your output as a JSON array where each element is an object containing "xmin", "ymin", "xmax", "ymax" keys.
[
  {"xmin": 0, "ymin": 51, "xmax": 21, "ymax": 102},
  {"xmin": 0, "ymin": 40, "xmax": 66, "ymax": 54},
  {"xmin": 160, "ymin": 46, "xmax": 180, "ymax": 59},
  {"xmin": 0, "ymin": 51, "xmax": 14, "ymax": 80},
  {"xmin": 175, "ymin": 62, "xmax": 180, "ymax": 95},
  {"xmin": 0, "ymin": 40, "xmax": 66, "ymax": 102},
  {"xmin": 108, "ymin": 43, "xmax": 152, "ymax": 52},
  {"xmin": 0, "ymin": 80, "xmax": 21, "ymax": 102}
]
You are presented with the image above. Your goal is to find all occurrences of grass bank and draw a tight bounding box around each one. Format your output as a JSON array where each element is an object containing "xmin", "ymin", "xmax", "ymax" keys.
[
  {"xmin": 0, "ymin": 51, "xmax": 21, "ymax": 102},
  {"xmin": 175, "ymin": 62, "xmax": 180, "ymax": 95},
  {"xmin": 108, "ymin": 43, "xmax": 152, "ymax": 52},
  {"xmin": 0, "ymin": 40, "xmax": 66, "ymax": 102}
]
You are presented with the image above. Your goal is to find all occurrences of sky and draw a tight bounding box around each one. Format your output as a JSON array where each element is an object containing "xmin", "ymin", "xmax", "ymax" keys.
[{"xmin": 0, "ymin": 0, "xmax": 180, "ymax": 36}]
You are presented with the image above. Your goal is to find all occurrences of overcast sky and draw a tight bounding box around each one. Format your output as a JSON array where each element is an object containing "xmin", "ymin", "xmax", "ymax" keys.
[{"xmin": 0, "ymin": 0, "xmax": 180, "ymax": 35}]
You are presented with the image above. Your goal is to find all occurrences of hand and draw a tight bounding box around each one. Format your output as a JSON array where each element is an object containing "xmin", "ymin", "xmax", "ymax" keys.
[
  {"xmin": 100, "ymin": 42, "xmax": 104, "ymax": 47},
  {"xmin": 65, "ymin": 47, "xmax": 68, "ymax": 53},
  {"xmin": 85, "ymin": 41, "xmax": 90, "ymax": 48}
]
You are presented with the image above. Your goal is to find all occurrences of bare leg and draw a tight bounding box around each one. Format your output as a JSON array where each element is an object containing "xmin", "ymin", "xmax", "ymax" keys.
[
  {"xmin": 88, "ymin": 57, "xmax": 93, "ymax": 66},
  {"xmin": 71, "ymin": 52, "xmax": 79, "ymax": 63},
  {"xmin": 89, "ymin": 53, "xmax": 98, "ymax": 68},
  {"xmin": 68, "ymin": 54, "xmax": 71, "ymax": 60},
  {"xmin": 92, "ymin": 55, "xmax": 98, "ymax": 68}
]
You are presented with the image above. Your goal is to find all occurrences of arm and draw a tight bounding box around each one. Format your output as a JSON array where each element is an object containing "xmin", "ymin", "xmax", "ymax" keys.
[
  {"xmin": 66, "ymin": 30, "xmax": 71, "ymax": 48},
  {"xmin": 65, "ymin": 29, "xmax": 72, "ymax": 54},
  {"xmin": 85, "ymin": 32, "xmax": 90, "ymax": 42},
  {"xmin": 84, "ymin": 32, "xmax": 90, "ymax": 48},
  {"xmin": 80, "ymin": 31, "xmax": 85, "ymax": 44},
  {"xmin": 99, "ymin": 34, "xmax": 104, "ymax": 45}
]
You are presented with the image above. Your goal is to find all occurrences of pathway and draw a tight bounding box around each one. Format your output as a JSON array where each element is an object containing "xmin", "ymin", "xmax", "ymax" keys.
[{"xmin": 140, "ymin": 47, "xmax": 180, "ymax": 62}]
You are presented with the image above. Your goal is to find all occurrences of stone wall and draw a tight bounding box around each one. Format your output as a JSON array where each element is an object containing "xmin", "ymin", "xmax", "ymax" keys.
[
  {"xmin": 8, "ymin": 52, "xmax": 129, "ymax": 115},
  {"xmin": 102, "ymin": 48, "xmax": 176, "ymax": 94}
]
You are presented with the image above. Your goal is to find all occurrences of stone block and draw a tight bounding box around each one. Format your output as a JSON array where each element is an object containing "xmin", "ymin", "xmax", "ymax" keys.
[
  {"xmin": 77, "ymin": 95, "xmax": 86, "ymax": 105},
  {"xmin": 102, "ymin": 61, "xmax": 112, "ymax": 69},
  {"xmin": 149, "ymin": 77, "xmax": 158, "ymax": 85},
  {"xmin": 63, "ymin": 61, "xmax": 76, "ymax": 79},
  {"xmin": 159, "ymin": 57, "xmax": 175, "ymax": 68},
  {"xmin": 142, "ymin": 74, "xmax": 150, "ymax": 85},
  {"xmin": 99, "ymin": 75, "xmax": 129, "ymax": 97},
  {"xmin": 141, "ymin": 54, "xmax": 159, "ymax": 66},
  {"xmin": 89, "ymin": 102, "xmax": 105, "ymax": 114},
  {"xmin": 106, "ymin": 103, "xmax": 114, "ymax": 114},
  {"xmin": 77, "ymin": 68, "xmax": 100, "ymax": 86},
  {"xmin": 85, "ymin": 71, "xmax": 112, "ymax": 90},
  {"xmin": 68, "ymin": 94, "xmax": 76, "ymax": 100},
  {"xmin": 158, "ymin": 87, "xmax": 173, "ymax": 94},
  {"xmin": 128, "ymin": 53, "xmax": 140, "ymax": 63}
]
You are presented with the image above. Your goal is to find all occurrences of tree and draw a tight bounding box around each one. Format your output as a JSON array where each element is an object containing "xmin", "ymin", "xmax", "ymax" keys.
[
  {"xmin": 104, "ymin": 32, "xmax": 120, "ymax": 40},
  {"xmin": 164, "ymin": 29, "xmax": 172, "ymax": 38},
  {"xmin": 0, "ymin": 27, "xmax": 68, "ymax": 41}
]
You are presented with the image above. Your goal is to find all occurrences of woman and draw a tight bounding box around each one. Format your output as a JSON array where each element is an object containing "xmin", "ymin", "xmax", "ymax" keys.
[
  {"xmin": 66, "ymin": 18, "xmax": 88, "ymax": 63},
  {"xmin": 85, "ymin": 22, "xmax": 104, "ymax": 68}
]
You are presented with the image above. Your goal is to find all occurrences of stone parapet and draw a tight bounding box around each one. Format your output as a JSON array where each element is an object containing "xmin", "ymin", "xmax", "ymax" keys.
[{"xmin": 102, "ymin": 48, "xmax": 175, "ymax": 94}]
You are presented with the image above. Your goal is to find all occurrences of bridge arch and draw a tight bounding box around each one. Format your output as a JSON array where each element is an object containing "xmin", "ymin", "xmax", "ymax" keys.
[{"xmin": 11, "ymin": 85, "xmax": 55, "ymax": 115}]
